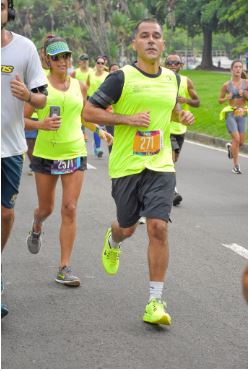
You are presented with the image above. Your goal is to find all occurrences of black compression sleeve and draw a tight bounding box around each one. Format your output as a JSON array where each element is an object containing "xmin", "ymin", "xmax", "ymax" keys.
[
  {"xmin": 31, "ymin": 84, "xmax": 48, "ymax": 96},
  {"xmin": 89, "ymin": 70, "xmax": 124, "ymax": 108}
]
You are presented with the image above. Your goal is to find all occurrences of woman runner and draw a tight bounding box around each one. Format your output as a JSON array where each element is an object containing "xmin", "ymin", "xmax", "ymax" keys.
[
  {"xmin": 219, "ymin": 60, "xmax": 248, "ymax": 174},
  {"xmin": 24, "ymin": 36, "xmax": 112, "ymax": 286}
]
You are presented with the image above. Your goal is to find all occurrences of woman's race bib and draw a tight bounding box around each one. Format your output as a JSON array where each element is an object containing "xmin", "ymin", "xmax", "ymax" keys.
[{"xmin": 51, "ymin": 157, "xmax": 81, "ymax": 175}]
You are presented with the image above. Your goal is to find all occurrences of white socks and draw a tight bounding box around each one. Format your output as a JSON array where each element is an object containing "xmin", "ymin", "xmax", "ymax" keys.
[
  {"xmin": 149, "ymin": 281, "xmax": 164, "ymax": 301},
  {"xmin": 108, "ymin": 235, "xmax": 120, "ymax": 248}
]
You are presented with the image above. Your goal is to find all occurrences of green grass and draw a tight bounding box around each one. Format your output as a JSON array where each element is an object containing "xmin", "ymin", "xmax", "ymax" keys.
[{"xmin": 179, "ymin": 70, "xmax": 247, "ymax": 143}]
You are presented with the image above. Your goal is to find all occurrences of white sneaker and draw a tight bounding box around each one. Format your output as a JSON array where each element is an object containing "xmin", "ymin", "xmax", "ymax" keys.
[{"xmin": 232, "ymin": 165, "xmax": 242, "ymax": 174}]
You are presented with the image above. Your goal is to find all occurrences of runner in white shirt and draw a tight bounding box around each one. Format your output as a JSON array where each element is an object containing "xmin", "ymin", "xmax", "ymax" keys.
[{"xmin": 1, "ymin": 0, "xmax": 47, "ymax": 318}]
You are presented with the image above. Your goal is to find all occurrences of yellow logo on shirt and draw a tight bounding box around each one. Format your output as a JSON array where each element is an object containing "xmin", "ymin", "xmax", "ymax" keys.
[{"xmin": 1, "ymin": 65, "xmax": 14, "ymax": 73}]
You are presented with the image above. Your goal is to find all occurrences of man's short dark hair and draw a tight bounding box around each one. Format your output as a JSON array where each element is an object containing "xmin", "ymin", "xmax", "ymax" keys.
[
  {"xmin": 79, "ymin": 54, "xmax": 89, "ymax": 61},
  {"xmin": 133, "ymin": 18, "xmax": 162, "ymax": 38},
  {"xmin": 166, "ymin": 53, "xmax": 183, "ymax": 63}
]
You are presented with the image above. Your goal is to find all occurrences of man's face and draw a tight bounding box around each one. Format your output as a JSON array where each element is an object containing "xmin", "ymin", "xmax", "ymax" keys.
[
  {"xmin": 132, "ymin": 22, "xmax": 164, "ymax": 63},
  {"xmin": 79, "ymin": 60, "xmax": 88, "ymax": 68},
  {"xmin": 165, "ymin": 55, "xmax": 182, "ymax": 73},
  {"xmin": 1, "ymin": 0, "xmax": 8, "ymax": 29}
]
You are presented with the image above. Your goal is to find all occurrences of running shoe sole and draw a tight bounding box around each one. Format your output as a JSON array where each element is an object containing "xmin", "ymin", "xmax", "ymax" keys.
[
  {"xmin": 55, "ymin": 278, "xmax": 80, "ymax": 287},
  {"xmin": 232, "ymin": 168, "xmax": 242, "ymax": 174},
  {"xmin": 143, "ymin": 312, "xmax": 171, "ymax": 325}
]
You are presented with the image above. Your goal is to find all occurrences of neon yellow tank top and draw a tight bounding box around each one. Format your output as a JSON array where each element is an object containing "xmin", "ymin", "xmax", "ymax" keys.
[
  {"xmin": 109, "ymin": 65, "xmax": 178, "ymax": 178},
  {"xmin": 33, "ymin": 77, "xmax": 86, "ymax": 160},
  {"xmin": 43, "ymin": 68, "xmax": 50, "ymax": 77},
  {"xmin": 87, "ymin": 70, "xmax": 109, "ymax": 96},
  {"xmin": 170, "ymin": 75, "xmax": 190, "ymax": 135},
  {"xmin": 75, "ymin": 67, "xmax": 92, "ymax": 83}
]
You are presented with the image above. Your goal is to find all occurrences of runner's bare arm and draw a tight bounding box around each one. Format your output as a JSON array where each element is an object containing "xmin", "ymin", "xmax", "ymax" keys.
[
  {"xmin": 218, "ymin": 83, "xmax": 232, "ymax": 104},
  {"xmin": 24, "ymin": 103, "xmax": 61, "ymax": 131},
  {"xmin": 171, "ymin": 103, "xmax": 194, "ymax": 126},
  {"xmin": 83, "ymin": 101, "xmax": 149, "ymax": 128},
  {"xmin": 10, "ymin": 74, "xmax": 47, "ymax": 109}
]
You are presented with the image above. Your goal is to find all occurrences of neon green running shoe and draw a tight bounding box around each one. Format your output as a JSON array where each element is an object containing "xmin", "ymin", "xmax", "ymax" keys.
[
  {"xmin": 143, "ymin": 298, "xmax": 172, "ymax": 325},
  {"xmin": 102, "ymin": 228, "xmax": 121, "ymax": 275}
]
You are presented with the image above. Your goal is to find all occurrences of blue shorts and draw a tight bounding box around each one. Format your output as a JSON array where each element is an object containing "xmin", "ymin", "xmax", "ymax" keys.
[
  {"xmin": 1, "ymin": 155, "xmax": 24, "ymax": 209},
  {"xmin": 25, "ymin": 118, "xmax": 38, "ymax": 139},
  {"xmin": 25, "ymin": 129, "xmax": 38, "ymax": 139},
  {"xmin": 226, "ymin": 113, "xmax": 247, "ymax": 133}
]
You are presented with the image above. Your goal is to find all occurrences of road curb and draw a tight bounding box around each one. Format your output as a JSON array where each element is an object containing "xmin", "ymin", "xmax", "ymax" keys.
[{"xmin": 185, "ymin": 131, "xmax": 248, "ymax": 154}]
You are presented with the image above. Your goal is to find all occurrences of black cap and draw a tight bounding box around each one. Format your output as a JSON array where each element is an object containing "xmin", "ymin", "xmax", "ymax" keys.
[{"xmin": 79, "ymin": 54, "xmax": 89, "ymax": 61}]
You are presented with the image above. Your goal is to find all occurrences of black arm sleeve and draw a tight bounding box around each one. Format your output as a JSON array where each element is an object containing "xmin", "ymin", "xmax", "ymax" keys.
[
  {"xmin": 89, "ymin": 70, "xmax": 124, "ymax": 108},
  {"xmin": 31, "ymin": 84, "xmax": 48, "ymax": 96}
]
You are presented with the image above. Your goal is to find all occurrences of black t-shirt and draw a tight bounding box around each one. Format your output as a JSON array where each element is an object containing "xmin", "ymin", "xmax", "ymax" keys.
[{"xmin": 89, "ymin": 63, "xmax": 163, "ymax": 109}]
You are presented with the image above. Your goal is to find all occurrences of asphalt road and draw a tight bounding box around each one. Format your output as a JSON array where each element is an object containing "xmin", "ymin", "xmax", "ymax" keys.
[{"xmin": 1, "ymin": 140, "xmax": 248, "ymax": 369}]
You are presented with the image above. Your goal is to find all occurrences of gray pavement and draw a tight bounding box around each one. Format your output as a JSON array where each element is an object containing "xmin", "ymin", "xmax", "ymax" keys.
[{"xmin": 1, "ymin": 140, "xmax": 248, "ymax": 369}]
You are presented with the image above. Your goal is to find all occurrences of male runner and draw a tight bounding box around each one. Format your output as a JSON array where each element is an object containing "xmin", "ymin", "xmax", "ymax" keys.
[
  {"xmin": 71, "ymin": 53, "xmax": 92, "ymax": 83},
  {"xmin": 83, "ymin": 18, "xmax": 194, "ymax": 325},
  {"xmin": 165, "ymin": 54, "xmax": 200, "ymax": 206},
  {"xmin": 1, "ymin": 0, "xmax": 47, "ymax": 318}
]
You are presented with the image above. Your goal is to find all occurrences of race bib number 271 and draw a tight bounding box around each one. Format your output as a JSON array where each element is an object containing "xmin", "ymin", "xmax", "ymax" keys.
[{"xmin": 133, "ymin": 130, "xmax": 163, "ymax": 156}]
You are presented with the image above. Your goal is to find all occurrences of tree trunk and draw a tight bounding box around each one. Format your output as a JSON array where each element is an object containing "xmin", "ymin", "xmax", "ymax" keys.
[{"xmin": 199, "ymin": 26, "xmax": 213, "ymax": 69}]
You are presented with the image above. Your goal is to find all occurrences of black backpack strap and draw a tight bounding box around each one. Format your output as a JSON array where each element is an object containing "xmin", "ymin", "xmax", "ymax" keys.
[
  {"xmin": 174, "ymin": 72, "xmax": 181, "ymax": 91},
  {"xmin": 174, "ymin": 72, "xmax": 181, "ymax": 102}
]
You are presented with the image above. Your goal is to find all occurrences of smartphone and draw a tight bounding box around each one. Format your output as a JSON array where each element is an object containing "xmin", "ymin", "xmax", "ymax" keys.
[{"xmin": 50, "ymin": 106, "xmax": 61, "ymax": 117}]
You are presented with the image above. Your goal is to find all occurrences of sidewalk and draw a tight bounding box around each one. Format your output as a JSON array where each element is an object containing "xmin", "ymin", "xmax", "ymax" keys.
[{"xmin": 186, "ymin": 131, "xmax": 248, "ymax": 154}]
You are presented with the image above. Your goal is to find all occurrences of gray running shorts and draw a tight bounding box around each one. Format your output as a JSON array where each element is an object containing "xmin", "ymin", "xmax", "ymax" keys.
[
  {"xmin": 226, "ymin": 113, "xmax": 247, "ymax": 133},
  {"xmin": 111, "ymin": 169, "xmax": 176, "ymax": 228}
]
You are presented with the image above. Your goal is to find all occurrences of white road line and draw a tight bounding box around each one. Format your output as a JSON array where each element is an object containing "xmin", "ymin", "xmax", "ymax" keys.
[
  {"xmin": 186, "ymin": 140, "xmax": 248, "ymax": 159},
  {"xmin": 222, "ymin": 243, "xmax": 248, "ymax": 259},
  {"xmin": 87, "ymin": 163, "xmax": 96, "ymax": 169}
]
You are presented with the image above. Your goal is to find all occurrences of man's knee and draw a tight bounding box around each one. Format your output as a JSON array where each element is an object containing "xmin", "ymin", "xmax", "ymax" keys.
[
  {"xmin": 121, "ymin": 225, "xmax": 136, "ymax": 239},
  {"xmin": 147, "ymin": 219, "xmax": 167, "ymax": 241},
  {"xmin": 1, "ymin": 207, "xmax": 14, "ymax": 225}
]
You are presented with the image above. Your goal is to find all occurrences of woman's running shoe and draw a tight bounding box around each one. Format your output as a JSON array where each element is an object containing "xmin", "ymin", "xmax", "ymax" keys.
[
  {"xmin": 55, "ymin": 266, "xmax": 80, "ymax": 287},
  {"xmin": 232, "ymin": 165, "xmax": 242, "ymax": 174},
  {"xmin": 26, "ymin": 230, "xmax": 42, "ymax": 254}
]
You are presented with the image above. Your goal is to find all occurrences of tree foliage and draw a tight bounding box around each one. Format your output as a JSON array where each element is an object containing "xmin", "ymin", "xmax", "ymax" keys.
[{"xmin": 10, "ymin": 0, "xmax": 248, "ymax": 68}]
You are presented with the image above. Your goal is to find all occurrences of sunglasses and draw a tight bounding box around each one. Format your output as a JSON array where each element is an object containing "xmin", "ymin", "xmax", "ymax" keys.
[
  {"xmin": 50, "ymin": 53, "xmax": 71, "ymax": 61},
  {"xmin": 166, "ymin": 61, "xmax": 182, "ymax": 66},
  {"xmin": 96, "ymin": 61, "xmax": 105, "ymax": 65}
]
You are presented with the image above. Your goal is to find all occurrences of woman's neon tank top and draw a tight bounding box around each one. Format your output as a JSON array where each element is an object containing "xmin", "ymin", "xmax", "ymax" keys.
[{"xmin": 33, "ymin": 77, "xmax": 86, "ymax": 160}]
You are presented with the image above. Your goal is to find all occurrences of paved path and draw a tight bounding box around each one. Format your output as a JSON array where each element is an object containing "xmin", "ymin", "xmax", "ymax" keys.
[{"xmin": 2, "ymin": 141, "xmax": 248, "ymax": 369}]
